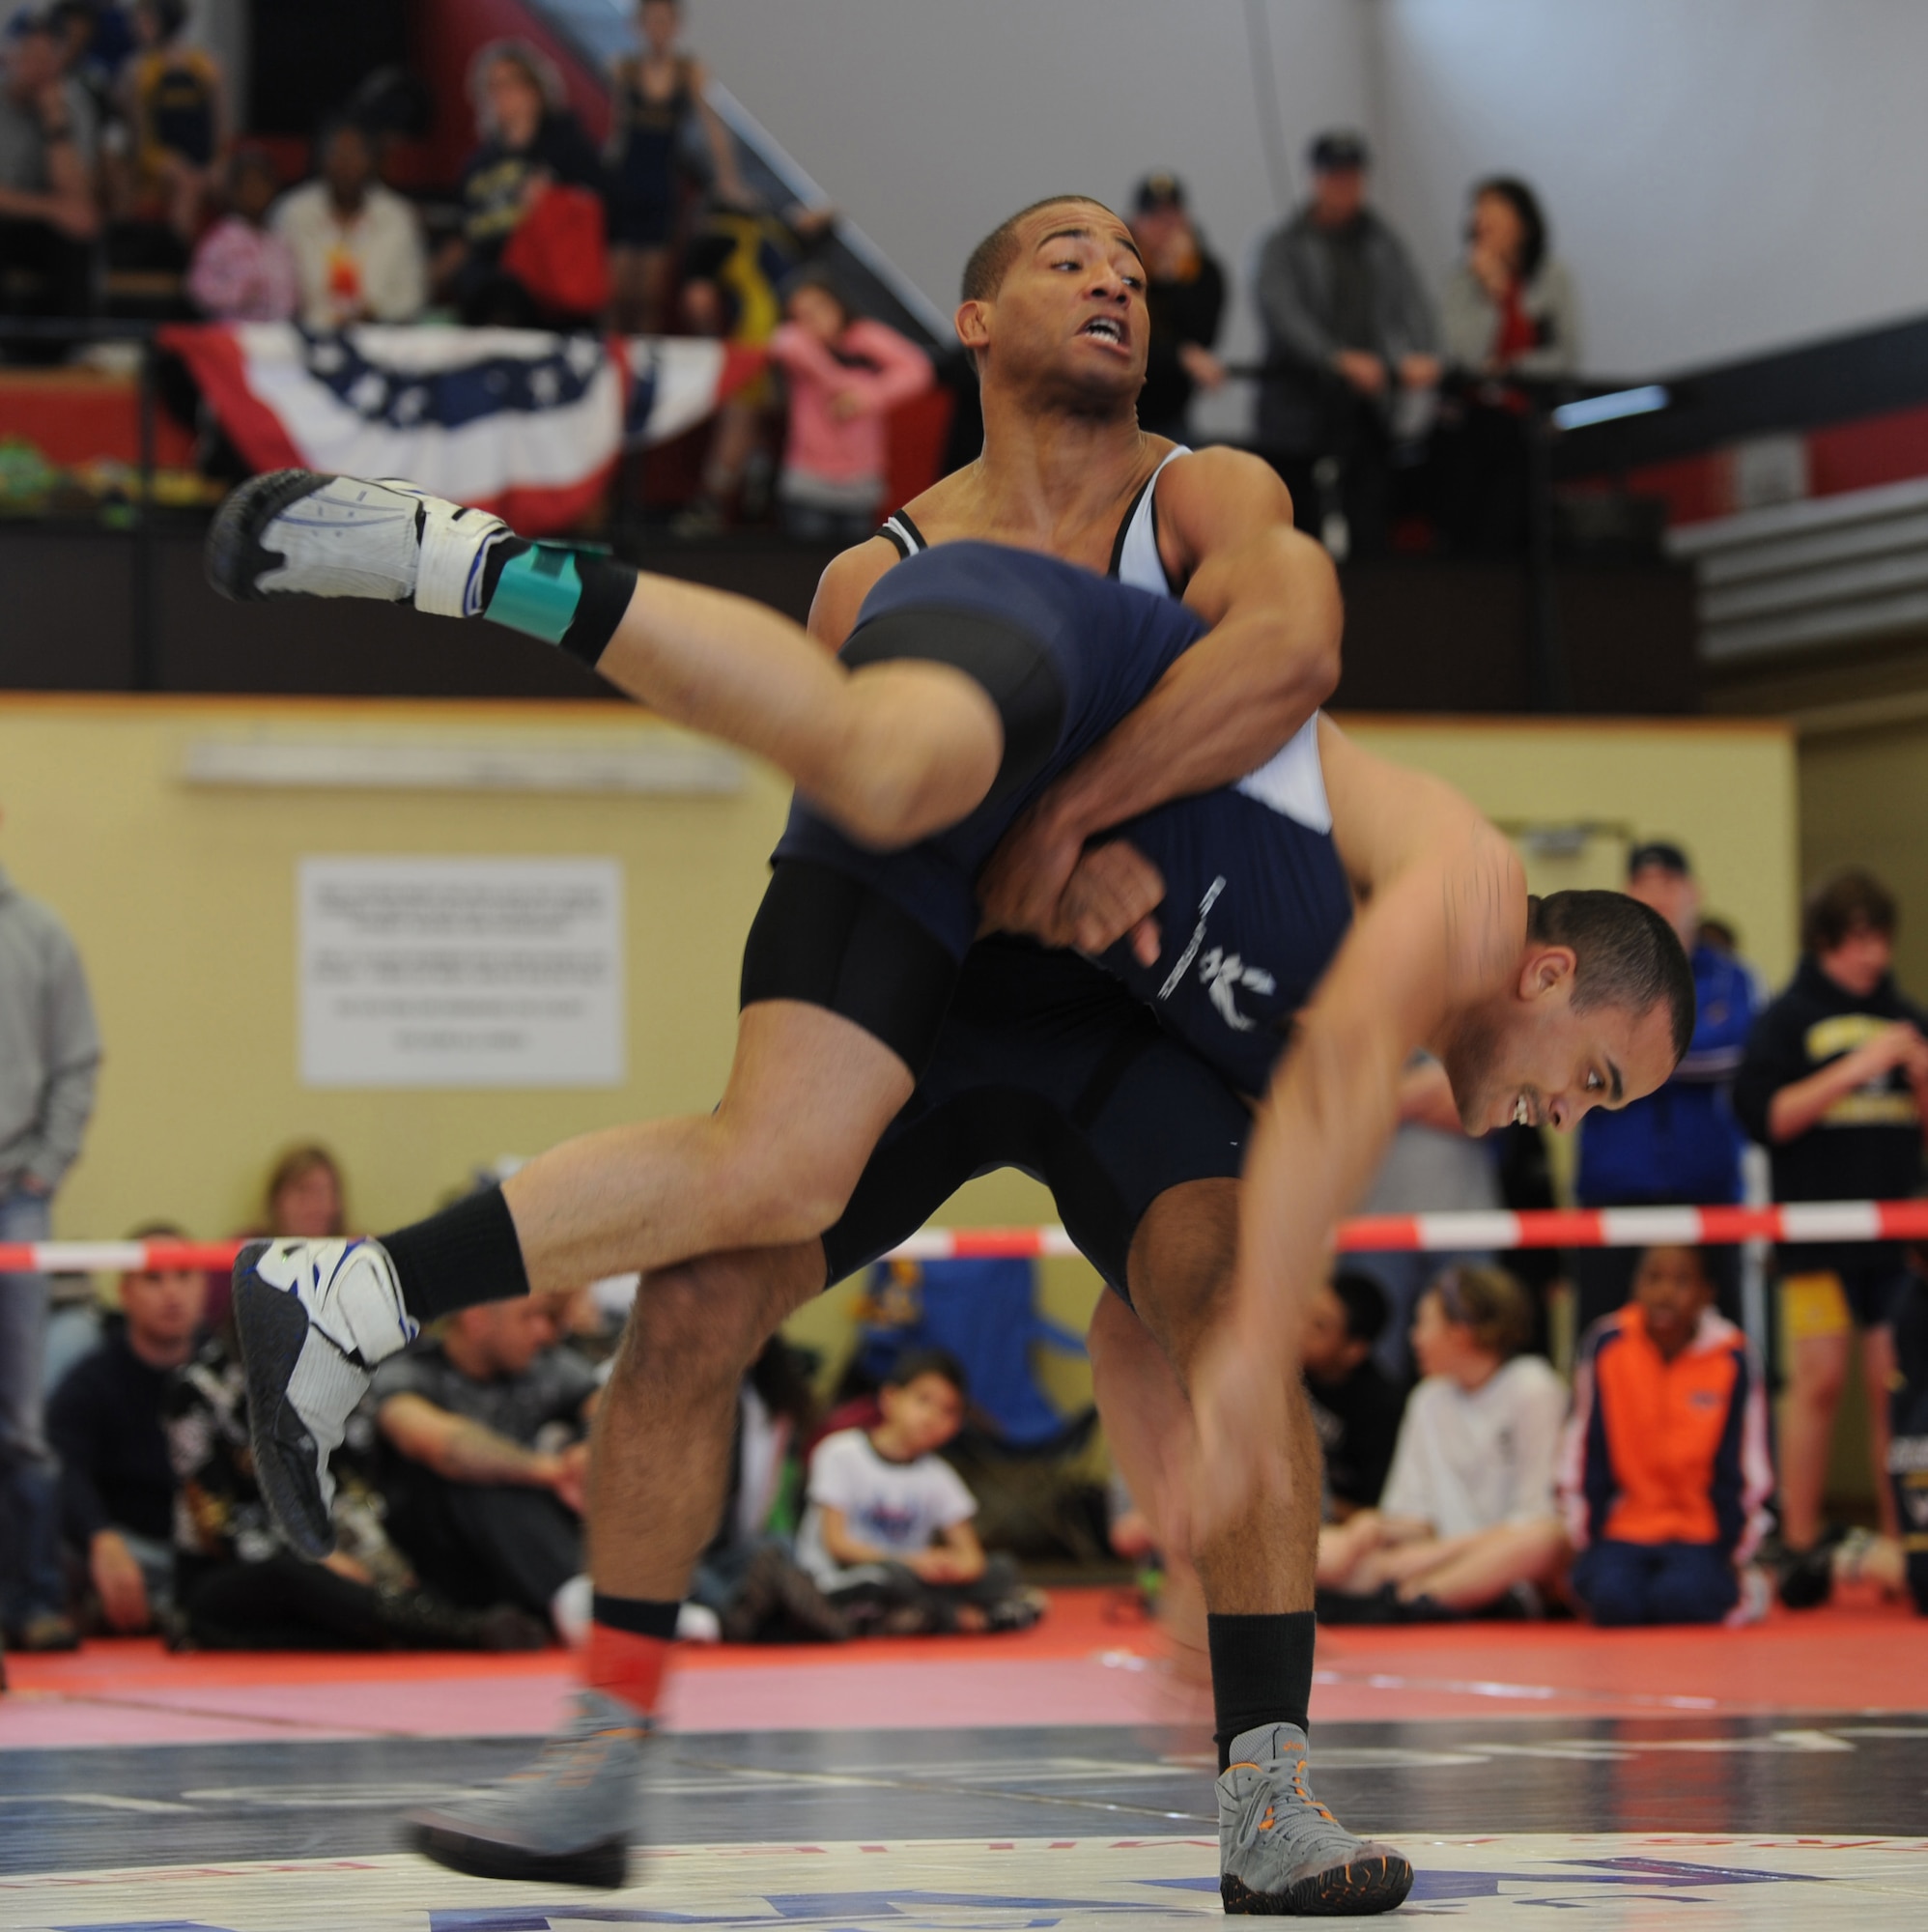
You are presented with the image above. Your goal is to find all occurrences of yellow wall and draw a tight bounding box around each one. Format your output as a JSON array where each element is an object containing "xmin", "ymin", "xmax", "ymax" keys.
[
  {"xmin": 0, "ymin": 698, "xmax": 1800, "ymax": 1400},
  {"xmin": 1800, "ymin": 716, "xmax": 1928, "ymax": 993}
]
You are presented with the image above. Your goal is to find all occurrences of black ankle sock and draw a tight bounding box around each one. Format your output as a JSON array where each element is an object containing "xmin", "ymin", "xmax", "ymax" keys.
[
  {"xmin": 1207, "ymin": 1610, "xmax": 1317, "ymax": 1774},
  {"xmin": 379, "ymin": 1185, "xmax": 531, "ymax": 1324},
  {"xmin": 591, "ymin": 1592, "xmax": 681, "ymax": 1641},
  {"xmin": 478, "ymin": 537, "xmax": 637, "ymax": 668}
]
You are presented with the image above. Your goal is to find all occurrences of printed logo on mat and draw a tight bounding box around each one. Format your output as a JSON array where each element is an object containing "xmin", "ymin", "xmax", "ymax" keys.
[{"xmin": 5, "ymin": 1835, "xmax": 1928, "ymax": 1930}]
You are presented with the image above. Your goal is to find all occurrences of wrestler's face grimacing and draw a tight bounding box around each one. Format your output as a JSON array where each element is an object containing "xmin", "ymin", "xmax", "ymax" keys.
[
  {"xmin": 959, "ymin": 201, "xmax": 1148, "ymax": 406},
  {"xmin": 1440, "ymin": 944, "xmax": 1680, "ymax": 1136}
]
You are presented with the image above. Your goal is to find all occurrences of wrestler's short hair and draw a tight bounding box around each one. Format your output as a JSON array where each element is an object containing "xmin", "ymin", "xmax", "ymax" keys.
[
  {"xmin": 960, "ymin": 195, "xmax": 1120, "ymax": 305},
  {"xmin": 1528, "ymin": 890, "xmax": 1695, "ymax": 1064}
]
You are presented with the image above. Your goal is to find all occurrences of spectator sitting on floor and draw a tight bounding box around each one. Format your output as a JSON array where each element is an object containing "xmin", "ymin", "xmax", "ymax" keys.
[
  {"xmin": 186, "ymin": 142, "xmax": 296, "ymax": 321},
  {"xmin": 166, "ymin": 1321, "xmax": 547, "ymax": 1652},
  {"xmin": 1317, "ymin": 1265, "xmax": 1568, "ymax": 1620},
  {"xmin": 767, "ymin": 267, "xmax": 932, "ymax": 544},
  {"xmin": 690, "ymin": 1335, "xmax": 848, "ymax": 1644},
  {"xmin": 435, "ymin": 40, "xmax": 607, "ymax": 329},
  {"xmin": 372, "ymin": 1291, "xmax": 596, "ymax": 1637},
  {"xmin": 46, "ymin": 1225, "xmax": 203, "ymax": 1634},
  {"xmin": 271, "ymin": 119, "xmax": 426, "ymax": 332},
  {"xmin": 1128, "ymin": 170, "xmax": 1226, "ymax": 441},
  {"xmin": 1735, "ymin": 868, "xmax": 1928, "ymax": 1581},
  {"xmin": 120, "ymin": 0, "xmax": 221, "ymax": 242},
  {"xmin": 203, "ymin": 1141, "xmax": 349, "ymax": 1334},
  {"xmin": 799, "ymin": 1350, "xmax": 1042, "ymax": 1634},
  {"xmin": 262, "ymin": 1141, "xmax": 346, "ymax": 1239},
  {"xmin": 1560, "ymin": 1245, "xmax": 1773, "ymax": 1627},
  {"xmin": 1302, "ymin": 1271, "xmax": 1407, "ymax": 1520},
  {"xmin": 0, "ymin": 13, "xmax": 102, "ymax": 338}
]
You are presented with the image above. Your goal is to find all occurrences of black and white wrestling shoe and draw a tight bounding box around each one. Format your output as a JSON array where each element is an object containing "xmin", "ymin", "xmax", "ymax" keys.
[
  {"xmin": 231, "ymin": 1237, "xmax": 417, "ymax": 1559},
  {"xmin": 206, "ymin": 470, "xmax": 507, "ymax": 617}
]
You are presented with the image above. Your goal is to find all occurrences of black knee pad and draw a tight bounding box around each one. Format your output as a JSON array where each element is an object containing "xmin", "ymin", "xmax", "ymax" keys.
[{"xmin": 841, "ymin": 606, "xmax": 1065, "ymax": 810}]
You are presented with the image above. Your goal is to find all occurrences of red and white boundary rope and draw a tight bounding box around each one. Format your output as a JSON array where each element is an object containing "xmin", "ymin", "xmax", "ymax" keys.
[{"xmin": 8, "ymin": 1200, "xmax": 1928, "ymax": 1276}]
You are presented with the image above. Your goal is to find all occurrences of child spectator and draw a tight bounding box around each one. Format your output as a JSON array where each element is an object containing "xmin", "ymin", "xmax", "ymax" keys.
[
  {"xmin": 799, "ymin": 1350, "xmax": 1041, "ymax": 1634},
  {"xmin": 768, "ymin": 268, "xmax": 932, "ymax": 543},
  {"xmin": 186, "ymin": 143, "xmax": 295, "ymax": 321},
  {"xmin": 271, "ymin": 121, "xmax": 426, "ymax": 333},
  {"xmin": 672, "ymin": 194, "xmax": 836, "ymax": 534},
  {"xmin": 121, "ymin": 0, "xmax": 222, "ymax": 241},
  {"xmin": 1560, "ymin": 1245, "xmax": 1773, "ymax": 1626},
  {"xmin": 1317, "ymin": 1265, "xmax": 1568, "ymax": 1619},
  {"xmin": 166, "ymin": 1323, "xmax": 546, "ymax": 1651},
  {"xmin": 1302, "ymin": 1271, "xmax": 1406, "ymax": 1518},
  {"xmin": 46, "ymin": 1225, "xmax": 203, "ymax": 1634}
]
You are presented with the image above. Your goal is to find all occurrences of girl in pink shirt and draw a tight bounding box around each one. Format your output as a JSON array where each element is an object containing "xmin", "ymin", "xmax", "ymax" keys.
[
  {"xmin": 769, "ymin": 270, "xmax": 932, "ymax": 542},
  {"xmin": 187, "ymin": 146, "xmax": 298, "ymax": 323}
]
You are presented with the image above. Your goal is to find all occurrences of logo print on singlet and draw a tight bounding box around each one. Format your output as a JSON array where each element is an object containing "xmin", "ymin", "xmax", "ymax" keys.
[{"xmin": 1157, "ymin": 876, "xmax": 1277, "ymax": 1034}]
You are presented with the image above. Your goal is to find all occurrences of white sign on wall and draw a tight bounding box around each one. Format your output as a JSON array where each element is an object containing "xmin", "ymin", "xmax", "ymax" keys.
[{"xmin": 299, "ymin": 858, "xmax": 625, "ymax": 1089}]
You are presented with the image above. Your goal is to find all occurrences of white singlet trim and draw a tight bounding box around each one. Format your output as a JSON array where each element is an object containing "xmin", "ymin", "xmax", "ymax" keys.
[
  {"xmin": 1235, "ymin": 716, "xmax": 1333, "ymax": 834},
  {"xmin": 880, "ymin": 512, "xmax": 922, "ymax": 556},
  {"xmin": 1115, "ymin": 445, "xmax": 1189, "ymax": 597}
]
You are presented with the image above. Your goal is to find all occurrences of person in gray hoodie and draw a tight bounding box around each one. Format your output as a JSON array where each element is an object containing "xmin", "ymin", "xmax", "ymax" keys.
[
  {"xmin": 1253, "ymin": 129, "xmax": 1440, "ymax": 556},
  {"xmin": 0, "ymin": 828, "xmax": 100, "ymax": 1650}
]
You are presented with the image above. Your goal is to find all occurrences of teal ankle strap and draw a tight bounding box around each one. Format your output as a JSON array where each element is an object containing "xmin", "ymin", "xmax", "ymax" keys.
[{"xmin": 487, "ymin": 544, "xmax": 584, "ymax": 645}]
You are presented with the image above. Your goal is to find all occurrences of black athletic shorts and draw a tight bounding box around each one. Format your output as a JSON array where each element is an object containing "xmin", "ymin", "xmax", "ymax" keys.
[{"xmin": 815, "ymin": 934, "xmax": 1254, "ymax": 1298}]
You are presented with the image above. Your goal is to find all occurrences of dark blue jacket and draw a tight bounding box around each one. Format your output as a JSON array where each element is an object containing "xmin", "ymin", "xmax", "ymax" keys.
[{"xmin": 1576, "ymin": 944, "xmax": 1759, "ymax": 1207}]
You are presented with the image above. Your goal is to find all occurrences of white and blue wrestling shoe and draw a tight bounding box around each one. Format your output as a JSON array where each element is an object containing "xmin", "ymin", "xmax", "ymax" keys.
[
  {"xmin": 205, "ymin": 469, "xmax": 507, "ymax": 617},
  {"xmin": 231, "ymin": 1237, "xmax": 417, "ymax": 1559}
]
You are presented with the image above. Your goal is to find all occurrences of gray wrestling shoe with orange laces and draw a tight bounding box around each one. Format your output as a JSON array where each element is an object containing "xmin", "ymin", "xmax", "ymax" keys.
[
  {"xmin": 1218, "ymin": 1722, "xmax": 1413, "ymax": 1915},
  {"xmin": 405, "ymin": 1690, "xmax": 646, "ymax": 1889}
]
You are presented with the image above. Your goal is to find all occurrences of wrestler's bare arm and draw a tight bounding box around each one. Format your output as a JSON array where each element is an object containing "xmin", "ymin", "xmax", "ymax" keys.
[
  {"xmin": 1231, "ymin": 719, "xmax": 1524, "ymax": 1355},
  {"xmin": 979, "ymin": 452, "xmax": 1341, "ymax": 945},
  {"xmin": 807, "ymin": 535, "xmax": 902, "ymax": 648},
  {"xmin": 1035, "ymin": 449, "xmax": 1339, "ymax": 829}
]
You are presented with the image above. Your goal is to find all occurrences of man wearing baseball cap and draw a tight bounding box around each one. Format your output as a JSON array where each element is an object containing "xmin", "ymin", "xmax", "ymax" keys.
[{"xmin": 1253, "ymin": 129, "xmax": 1439, "ymax": 555}]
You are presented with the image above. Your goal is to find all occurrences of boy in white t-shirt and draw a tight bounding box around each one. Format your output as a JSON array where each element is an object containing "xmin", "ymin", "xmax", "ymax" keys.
[
  {"xmin": 1316, "ymin": 1264, "xmax": 1570, "ymax": 1620},
  {"xmin": 799, "ymin": 1350, "xmax": 1042, "ymax": 1634}
]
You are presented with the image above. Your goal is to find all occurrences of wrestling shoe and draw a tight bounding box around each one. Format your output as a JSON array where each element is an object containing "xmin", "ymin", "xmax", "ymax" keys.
[
  {"xmin": 231, "ymin": 1237, "xmax": 416, "ymax": 1560},
  {"xmin": 1218, "ymin": 1722, "xmax": 1413, "ymax": 1916},
  {"xmin": 405, "ymin": 1690, "xmax": 645, "ymax": 1889},
  {"xmin": 206, "ymin": 470, "xmax": 508, "ymax": 616}
]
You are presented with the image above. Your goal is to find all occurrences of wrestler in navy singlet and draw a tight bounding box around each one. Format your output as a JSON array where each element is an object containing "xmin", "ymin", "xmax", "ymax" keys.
[
  {"xmin": 814, "ymin": 453, "xmax": 1352, "ymax": 1293},
  {"xmin": 1105, "ymin": 719, "xmax": 1354, "ymax": 1097}
]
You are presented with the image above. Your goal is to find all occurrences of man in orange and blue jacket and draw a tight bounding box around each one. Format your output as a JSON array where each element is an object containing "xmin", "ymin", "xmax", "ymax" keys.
[{"xmin": 1559, "ymin": 1245, "xmax": 1773, "ymax": 1625}]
